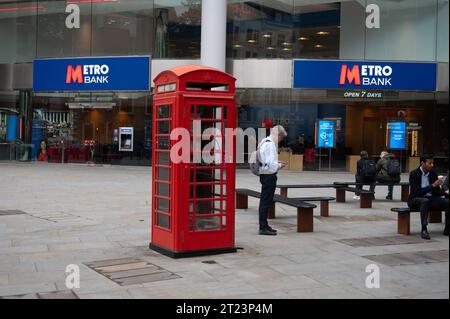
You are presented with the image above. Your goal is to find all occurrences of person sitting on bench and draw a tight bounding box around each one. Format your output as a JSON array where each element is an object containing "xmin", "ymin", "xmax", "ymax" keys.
[
  {"xmin": 376, "ymin": 151, "xmax": 401, "ymax": 200},
  {"xmin": 257, "ymin": 125, "xmax": 288, "ymax": 236},
  {"xmin": 408, "ymin": 155, "xmax": 449, "ymax": 239},
  {"xmin": 354, "ymin": 151, "xmax": 376, "ymax": 200}
]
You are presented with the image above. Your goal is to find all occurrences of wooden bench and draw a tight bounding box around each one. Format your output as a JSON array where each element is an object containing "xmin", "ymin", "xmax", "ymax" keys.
[
  {"xmin": 334, "ymin": 186, "xmax": 374, "ymax": 209},
  {"xmin": 334, "ymin": 182, "xmax": 410, "ymax": 202},
  {"xmin": 291, "ymin": 197, "xmax": 335, "ymax": 218},
  {"xmin": 277, "ymin": 184, "xmax": 337, "ymax": 198},
  {"xmin": 236, "ymin": 189, "xmax": 317, "ymax": 232},
  {"xmin": 391, "ymin": 208, "xmax": 444, "ymax": 235}
]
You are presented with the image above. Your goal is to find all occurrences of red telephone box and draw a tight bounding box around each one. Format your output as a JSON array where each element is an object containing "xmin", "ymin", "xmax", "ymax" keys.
[{"xmin": 150, "ymin": 65, "xmax": 237, "ymax": 258}]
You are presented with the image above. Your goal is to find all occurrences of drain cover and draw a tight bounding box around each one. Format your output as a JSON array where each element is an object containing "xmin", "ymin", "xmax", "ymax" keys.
[
  {"xmin": 336, "ymin": 236, "xmax": 435, "ymax": 247},
  {"xmin": 0, "ymin": 210, "xmax": 27, "ymax": 216},
  {"xmin": 0, "ymin": 290, "xmax": 78, "ymax": 299},
  {"xmin": 85, "ymin": 258, "xmax": 181, "ymax": 286},
  {"xmin": 363, "ymin": 250, "xmax": 449, "ymax": 266}
]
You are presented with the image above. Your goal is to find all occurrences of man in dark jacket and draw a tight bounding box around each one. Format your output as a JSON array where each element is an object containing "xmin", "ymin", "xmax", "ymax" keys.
[
  {"xmin": 408, "ymin": 155, "xmax": 449, "ymax": 239},
  {"xmin": 376, "ymin": 151, "xmax": 401, "ymax": 200},
  {"xmin": 354, "ymin": 151, "xmax": 376, "ymax": 199}
]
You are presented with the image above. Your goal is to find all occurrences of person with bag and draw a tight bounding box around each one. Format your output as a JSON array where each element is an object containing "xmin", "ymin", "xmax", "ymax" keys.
[
  {"xmin": 376, "ymin": 151, "xmax": 401, "ymax": 200},
  {"xmin": 354, "ymin": 151, "xmax": 377, "ymax": 200},
  {"xmin": 254, "ymin": 125, "xmax": 287, "ymax": 236}
]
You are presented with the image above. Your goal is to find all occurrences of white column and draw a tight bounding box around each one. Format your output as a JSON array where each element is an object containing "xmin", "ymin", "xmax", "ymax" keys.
[{"xmin": 201, "ymin": 0, "xmax": 227, "ymax": 71}]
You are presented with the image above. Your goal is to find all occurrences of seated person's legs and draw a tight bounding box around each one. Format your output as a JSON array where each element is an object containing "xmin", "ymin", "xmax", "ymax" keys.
[
  {"xmin": 429, "ymin": 197, "xmax": 449, "ymax": 235},
  {"xmin": 409, "ymin": 197, "xmax": 431, "ymax": 237}
]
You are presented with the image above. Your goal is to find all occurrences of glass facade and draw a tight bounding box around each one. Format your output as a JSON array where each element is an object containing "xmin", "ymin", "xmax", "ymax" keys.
[
  {"xmin": 0, "ymin": 0, "xmax": 448, "ymax": 171},
  {"xmin": 227, "ymin": 0, "xmax": 449, "ymax": 61}
]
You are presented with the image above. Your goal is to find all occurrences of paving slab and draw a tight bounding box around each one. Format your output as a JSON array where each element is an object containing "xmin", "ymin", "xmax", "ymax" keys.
[{"xmin": 0, "ymin": 163, "xmax": 448, "ymax": 299}]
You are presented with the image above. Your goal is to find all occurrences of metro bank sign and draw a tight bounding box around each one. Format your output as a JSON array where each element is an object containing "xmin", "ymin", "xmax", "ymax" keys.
[
  {"xmin": 33, "ymin": 56, "xmax": 151, "ymax": 91},
  {"xmin": 293, "ymin": 60, "xmax": 437, "ymax": 91}
]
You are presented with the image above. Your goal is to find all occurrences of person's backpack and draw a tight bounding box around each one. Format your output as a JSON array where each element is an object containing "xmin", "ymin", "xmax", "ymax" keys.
[
  {"xmin": 360, "ymin": 160, "xmax": 377, "ymax": 181},
  {"xmin": 386, "ymin": 158, "xmax": 401, "ymax": 177},
  {"xmin": 249, "ymin": 139, "xmax": 270, "ymax": 176}
]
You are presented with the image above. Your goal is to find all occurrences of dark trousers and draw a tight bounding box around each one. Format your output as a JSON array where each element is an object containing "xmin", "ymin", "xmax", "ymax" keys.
[
  {"xmin": 259, "ymin": 174, "xmax": 277, "ymax": 230},
  {"xmin": 374, "ymin": 183, "xmax": 394, "ymax": 197},
  {"xmin": 355, "ymin": 176, "xmax": 376, "ymax": 196},
  {"xmin": 409, "ymin": 197, "xmax": 449, "ymax": 229}
]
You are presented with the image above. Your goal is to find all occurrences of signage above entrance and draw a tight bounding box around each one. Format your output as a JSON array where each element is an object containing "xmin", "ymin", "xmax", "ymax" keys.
[
  {"xmin": 293, "ymin": 60, "xmax": 437, "ymax": 91},
  {"xmin": 33, "ymin": 56, "xmax": 151, "ymax": 92}
]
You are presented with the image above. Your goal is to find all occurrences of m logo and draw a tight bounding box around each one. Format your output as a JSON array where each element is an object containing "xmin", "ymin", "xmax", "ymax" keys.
[
  {"xmin": 339, "ymin": 65, "xmax": 361, "ymax": 86},
  {"xmin": 66, "ymin": 65, "xmax": 84, "ymax": 84}
]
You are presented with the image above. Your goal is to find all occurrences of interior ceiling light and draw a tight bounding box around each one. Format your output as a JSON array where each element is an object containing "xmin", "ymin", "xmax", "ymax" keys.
[
  {"xmin": 263, "ymin": 34, "xmax": 272, "ymax": 38},
  {"xmin": 247, "ymin": 39, "xmax": 257, "ymax": 43},
  {"xmin": 315, "ymin": 44, "xmax": 324, "ymax": 48},
  {"xmin": 317, "ymin": 31, "xmax": 330, "ymax": 35},
  {"xmin": 298, "ymin": 37, "xmax": 309, "ymax": 41}
]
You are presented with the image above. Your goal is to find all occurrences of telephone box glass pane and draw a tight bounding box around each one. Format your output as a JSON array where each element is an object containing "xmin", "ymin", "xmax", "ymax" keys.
[
  {"xmin": 158, "ymin": 105, "xmax": 171, "ymax": 119},
  {"xmin": 157, "ymin": 136, "xmax": 170, "ymax": 150},
  {"xmin": 157, "ymin": 183, "xmax": 170, "ymax": 197},
  {"xmin": 196, "ymin": 185, "xmax": 216, "ymax": 199},
  {"xmin": 157, "ymin": 152, "xmax": 170, "ymax": 166},
  {"xmin": 157, "ymin": 214, "xmax": 169, "ymax": 229},
  {"xmin": 196, "ymin": 216, "xmax": 221, "ymax": 231},
  {"xmin": 158, "ymin": 121, "xmax": 170, "ymax": 134},
  {"xmin": 193, "ymin": 105, "xmax": 222, "ymax": 120},
  {"xmin": 156, "ymin": 198, "xmax": 170, "ymax": 212},
  {"xmin": 157, "ymin": 167, "xmax": 170, "ymax": 181}
]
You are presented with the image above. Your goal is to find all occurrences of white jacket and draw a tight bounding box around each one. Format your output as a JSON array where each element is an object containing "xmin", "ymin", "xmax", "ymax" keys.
[{"xmin": 258, "ymin": 137, "xmax": 281, "ymax": 175}]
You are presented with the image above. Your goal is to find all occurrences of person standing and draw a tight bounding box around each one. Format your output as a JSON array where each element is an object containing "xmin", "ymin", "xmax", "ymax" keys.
[
  {"xmin": 376, "ymin": 151, "xmax": 401, "ymax": 200},
  {"xmin": 408, "ymin": 155, "xmax": 449, "ymax": 239},
  {"xmin": 258, "ymin": 125, "xmax": 288, "ymax": 236}
]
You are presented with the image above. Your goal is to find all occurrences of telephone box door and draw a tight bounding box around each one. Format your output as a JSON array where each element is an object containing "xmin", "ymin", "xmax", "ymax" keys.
[{"xmin": 179, "ymin": 98, "xmax": 236, "ymax": 252}]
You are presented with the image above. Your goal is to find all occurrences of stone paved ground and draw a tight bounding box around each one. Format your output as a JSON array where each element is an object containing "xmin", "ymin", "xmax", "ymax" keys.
[{"xmin": 0, "ymin": 162, "xmax": 448, "ymax": 299}]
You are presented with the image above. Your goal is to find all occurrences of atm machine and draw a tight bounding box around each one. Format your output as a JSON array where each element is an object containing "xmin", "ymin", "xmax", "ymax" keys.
[{"xmin": 119, "ymin": 127, "xmax": 134, "ymax": 152}]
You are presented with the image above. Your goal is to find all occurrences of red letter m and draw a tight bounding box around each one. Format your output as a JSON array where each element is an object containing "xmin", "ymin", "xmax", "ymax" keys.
[
  {"xmin": 66, "ymin": 65, "xmax": 84, "ymax": 84},
  {"xmin": 340, "ymin": 65, "xmax": 361, "ymax": 86}
]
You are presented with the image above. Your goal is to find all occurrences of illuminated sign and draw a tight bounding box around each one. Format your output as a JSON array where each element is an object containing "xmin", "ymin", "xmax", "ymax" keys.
[
  {"xmin": 293, "ymin": 60, "xmax": 437, "ymax": 91},
  {"xmin": 33, "ymin": 56, "xmax": 151, "ymax": 91},
  {"xmin": 387, "ymin": 122, "xmax": 407, "ymax": 150},
  {"xmin": 316, "ymin": 120, "xmax": 336, "ymax": 149}
]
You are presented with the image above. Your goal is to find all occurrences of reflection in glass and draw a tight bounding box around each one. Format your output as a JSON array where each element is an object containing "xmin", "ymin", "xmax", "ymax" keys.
[{"xmin": 154, "ymin": 0, "xmax": 201, "ymax": 58}]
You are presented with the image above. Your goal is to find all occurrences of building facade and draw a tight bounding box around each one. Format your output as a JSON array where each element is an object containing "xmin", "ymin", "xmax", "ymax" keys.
[{"xmin": 0, "ymin": 0, "xmax": 448, "ymax": 172}]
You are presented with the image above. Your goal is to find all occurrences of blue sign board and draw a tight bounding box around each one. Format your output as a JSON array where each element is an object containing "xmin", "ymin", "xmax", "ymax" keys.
[
  {"xmin": 293, "ymin": 60, "xmax": 437, "ymax": 91},
  {"xmin": 317, "ymin": 120, "xmax": 336, "ymax": 149},
  {"xmin": 33, "ymin": 56, "xmax": 151, "ymax": 91},
  {"xmin": 388, "ymin": 122, "xmax": 407, "ymax": 150}
]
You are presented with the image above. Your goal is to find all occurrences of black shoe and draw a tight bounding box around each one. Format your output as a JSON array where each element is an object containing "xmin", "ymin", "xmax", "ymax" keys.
[
  {"xmin": 444, "ymin": 226, "xmax": 449, "ymax": 236},
  {"xmin": 421, "ymin": 229, "xmax": 431, "ymax": 240},
  {"xmin": 259, "ymin": 229, "xmax": 277, "ymax": 236},
  {"xmin": 267, "ymin": 226, "xmax": 278, "ymax": 233},
  {"xmin": 386, "ymin": 195, "xmax": 393, "ymax": 201}
]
